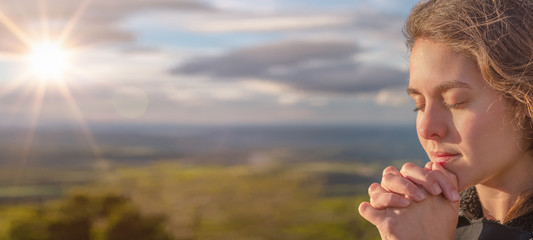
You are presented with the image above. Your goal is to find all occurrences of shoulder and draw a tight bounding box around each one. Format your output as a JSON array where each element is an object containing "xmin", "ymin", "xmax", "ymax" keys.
[
  {"xmin": 456, "ymin": 187, "xmax": 533, "ymax": 240},
  {"xmin": 455, "ymin": 217, "xmax": 532, "ymax": 240}
]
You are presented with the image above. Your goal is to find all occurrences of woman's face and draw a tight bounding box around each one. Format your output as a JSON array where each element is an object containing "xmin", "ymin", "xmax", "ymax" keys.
[{"xmin": 408, "ymin": 39, "xmax": 530, "ymax": 191}]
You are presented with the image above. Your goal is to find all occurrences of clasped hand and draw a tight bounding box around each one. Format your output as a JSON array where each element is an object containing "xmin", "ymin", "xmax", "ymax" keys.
[{"xmin": 358, "ymin": 162, "xmax": 460, "ymax": 240}]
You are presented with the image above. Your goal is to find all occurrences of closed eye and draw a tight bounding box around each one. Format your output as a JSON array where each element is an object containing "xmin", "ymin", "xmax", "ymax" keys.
[
  {"xmin": 413, "ymin": 105, "xmax": 424, "ymax": 112},
  {"xmin": 444, "ymin": 102, "xmax": 465, "ymax": 110}
]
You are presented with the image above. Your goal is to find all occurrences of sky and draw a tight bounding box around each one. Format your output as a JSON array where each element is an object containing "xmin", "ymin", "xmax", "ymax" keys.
[{"xmin": 0, "ymin": 0, "xmax": 422, "ymax": 127}]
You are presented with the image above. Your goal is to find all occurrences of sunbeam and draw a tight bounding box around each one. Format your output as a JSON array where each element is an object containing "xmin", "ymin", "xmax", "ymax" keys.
[
  {"xmin": 56, "ymin": 79, "xmax": 108, "ymax": 172},
  {"xmin": 57, "ymin": 0, "xmax": 92, "ymax": 45},
  {"xmin": 3, "ymin": 80, "xmax": 36, "ymax": 126},
  {"xmin": 0, "ymin": 7, "xmax": 32, "ymax": 46},
  {"xmin": 0, "ymin": 0, "xmax": 109, "ymax": 186},
  {"xmin": 37, "ymin": 0, "xmax": 50, "ymax": 41},
  {"xmin": 15, "ymin": 78, "xmax": 47, "ymax": 185},
  {"xmin": 0, "ymin": 72, "xmax": 32, "ymax": 98}
]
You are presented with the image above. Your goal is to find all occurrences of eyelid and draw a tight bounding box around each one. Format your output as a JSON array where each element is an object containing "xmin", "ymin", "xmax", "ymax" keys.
[
  {"xmin": 413, "ymin": 102, "xmax": 425, "ymax": 112},
  {"xmin": 443, "ymin": 95, "xmax": 467, "ymax": 110},
  {"xmin": 411, "ymin": 90, "xmax": 468, "ymax": 112},
  {"xmin": 410, "ymin": 95, "xmax": 425, "ymax": 112},
  {"xmin": 413, "ymin": 101, "xmax": 465, "ymax": 112},
  {"xmin": 444, "ymin": 101, "xmax": 466, "ymax": 109}
]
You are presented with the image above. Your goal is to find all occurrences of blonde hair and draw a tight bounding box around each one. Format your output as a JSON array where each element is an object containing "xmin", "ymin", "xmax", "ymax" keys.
[{"xmin": 404, "ymin": 0, "xmax": 533, "ymax": 222}]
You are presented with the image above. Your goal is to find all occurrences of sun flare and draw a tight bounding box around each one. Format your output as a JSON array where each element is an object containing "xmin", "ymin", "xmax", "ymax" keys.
[{"xmin": 27, "ymin": 41, "xmax": 70, "ymax": 79}]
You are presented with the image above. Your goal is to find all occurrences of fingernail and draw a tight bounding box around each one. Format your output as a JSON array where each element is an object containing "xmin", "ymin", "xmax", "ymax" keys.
[
  {"xmin": 400, "ymin": 198, "xmax": 410, "ymax": 206},
  {"xmin": 451, "ymin": 190, "xmax": 460, "ymax": 201},
  {"xmin": 433, "ymin": 183, "xmax": 442, "ymax": 195},
  {"xmin": 415, "ymin": 189, "xmax": 426, "ymax": 200}
]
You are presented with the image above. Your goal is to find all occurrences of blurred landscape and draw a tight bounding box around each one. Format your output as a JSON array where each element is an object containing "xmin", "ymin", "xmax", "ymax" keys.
[
  {"xmin": 0, "ymin": 124, "xmax": 425, "ymax": 167},
  {"xmin": 0, "ymin": 0, "xmax": 425, "ymax": 238},
  {"xmin": 0, "ymin": 124, "xmax": 427, "ymax": 239}
]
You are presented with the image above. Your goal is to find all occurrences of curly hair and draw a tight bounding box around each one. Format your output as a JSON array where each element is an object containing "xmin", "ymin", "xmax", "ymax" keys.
[{"xmin": 404, "ymin": 0, "xmax": 533, "ymax": 223}]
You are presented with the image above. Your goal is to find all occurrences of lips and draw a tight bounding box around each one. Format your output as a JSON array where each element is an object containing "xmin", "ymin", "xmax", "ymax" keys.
[{"xmin": 430, "ymin": 151, "xmax": 461, "ymax": 165}]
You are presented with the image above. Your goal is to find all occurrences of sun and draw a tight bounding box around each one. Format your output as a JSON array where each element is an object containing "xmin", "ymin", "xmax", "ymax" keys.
[{"xmin": 27, "ymin": 41, "xmax": 70, "ymax": 79}]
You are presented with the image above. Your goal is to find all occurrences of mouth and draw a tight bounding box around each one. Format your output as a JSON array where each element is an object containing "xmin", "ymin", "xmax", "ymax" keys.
[{"xmin": 430, "ymin": 151, "xmax": 461, "ymax": 165}]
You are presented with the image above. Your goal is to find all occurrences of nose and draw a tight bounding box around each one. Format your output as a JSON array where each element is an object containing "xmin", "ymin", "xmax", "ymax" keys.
[{"xmin": 417, "ymin": 102, "xmax": 449, "ymax": 141}]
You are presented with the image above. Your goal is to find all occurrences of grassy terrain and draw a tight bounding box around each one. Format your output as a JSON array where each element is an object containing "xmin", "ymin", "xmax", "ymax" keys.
[{"xmin": 0, "ymin": 161, "xmax": 384, "ymax": 239}]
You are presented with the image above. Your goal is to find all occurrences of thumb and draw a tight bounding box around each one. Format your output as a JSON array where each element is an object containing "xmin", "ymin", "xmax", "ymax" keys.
[
  {"xmin": 358, "ymin": 201, "xmax": 386, "ymax": 225},
  {"xmin": 432, "ymin": 162, "xmax": 458, "ymax": 189},
  {"xmin": 431, "ymin": 162, "xmax": 460, "ymax": 201}
]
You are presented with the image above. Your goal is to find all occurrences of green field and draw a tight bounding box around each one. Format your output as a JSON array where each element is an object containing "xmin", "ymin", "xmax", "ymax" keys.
[{"xmin": 0, "ymin": 161, "xmax": 382, "ymax": 240}]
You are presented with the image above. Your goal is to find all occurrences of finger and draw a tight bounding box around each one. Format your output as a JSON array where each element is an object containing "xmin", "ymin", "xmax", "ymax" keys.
[
  {"xmin": 400, "ymin": 162, "xmax": 442, "ymax": 195},
  {"xmin": 381, "ymin": 171, "xmax": 426, "ymax": 201},
  {"xmin": 358, "ymin": 201, "xmax": 386, "ymax": 226},
  {"xmin": 368, "ymin": 182, "xmax": 383, "ymax": 196},
  {"xmin": 371, "ymin": 192, "xmax": 411, "ymax": 209},
  {"xmin": 424, "ymin": 161, "xmax": 433, "ymax": 171},
  {"xmin": 431, "ymin": 163, "xmax": 460, "ymax": 202},
  {"xmin": 368, "ymin": 183, "xmax": 411, "ymax": 209},
  {"xmin": 382, "ymin": 166, "xmax": 401, "ymax": 176},
  {"xmin": 432, "ymin": 162, "xmax": 458, "ymax": 185},
  {"xmin": 381, "ymin": 166, "xmax": 404, "ymax": 191}
]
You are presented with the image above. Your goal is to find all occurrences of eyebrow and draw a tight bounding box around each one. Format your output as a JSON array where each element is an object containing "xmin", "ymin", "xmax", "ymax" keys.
[{"xmin": 407, "ymin": 80, "xmax": 472, "ymax": 95}]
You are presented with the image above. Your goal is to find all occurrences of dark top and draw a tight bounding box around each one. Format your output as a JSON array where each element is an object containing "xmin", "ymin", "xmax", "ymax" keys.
[{"xmin": 454, "ymin": 187, "xmax": 533, "ymax": 240}]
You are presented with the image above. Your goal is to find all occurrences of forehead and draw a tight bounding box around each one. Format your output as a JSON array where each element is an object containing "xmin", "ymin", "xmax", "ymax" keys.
[{"xmin": 408, "ymin": 39, "xmax": 485, "ymax": 91}]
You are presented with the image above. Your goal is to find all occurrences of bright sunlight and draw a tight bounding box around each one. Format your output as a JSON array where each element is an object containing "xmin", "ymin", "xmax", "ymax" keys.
[{"xmin": 27, "ymin": 41, "xmax": 70, "ymax": 79}]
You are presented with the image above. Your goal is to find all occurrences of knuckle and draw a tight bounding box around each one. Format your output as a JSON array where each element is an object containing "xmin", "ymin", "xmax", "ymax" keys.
[
  {"xmin": 430, "ymin": 170, "xmax": 446, "ymax": 184},
  {"xmin": 401, "ymin": 162, "xmax": 416, "ymax": 172},
  {"xmin": 384, "ymin": 193, "xmax": 396, "ymax": 203},
  {"xmin": 368, "ymin": 183, "xmax": 381, "ymax": 195},
  {"xmin": 403, "ymin": 181, "xmax": 418, "ymax": 194},
  {"xmin": 382, "ymin": 166, "xmax": 396, "ymax": 176},
  {"xmin": 382, "ymin": 172, "xmax": 396, "ymax": 183},
  {"xmin": 369, "ymin": 193, "xmax": 382, "ymax": 207},
  {"xmin": 358, "ymin": 203, "xmax": 371, "ymax": 219},
  {"xmin": 425, "ymin": 171, "xmax": 438, "ymax": 183},
  {"xmin": 425, "ymin": 161, "xmax": 433, "ymax": 169},
  {"xmin": 371, "ymin": 193, "xmax": 391, "ymax": 208}
]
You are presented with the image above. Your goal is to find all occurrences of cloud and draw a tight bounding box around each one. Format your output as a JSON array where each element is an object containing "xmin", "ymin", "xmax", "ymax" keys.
[
  {"xmin": 160, "ymin": 6, "xmax": 410, "ymax": 83},
  {"xmin": 374, "ymin": 88, "xmax": 411, "ymax": 106},
  {"xmin": 176, "ymin": 39, "xmax": 358, "ymax": 75},
  {"xmin": 172, "ymin": 7, "xmax": 406, "ymax": 43},
  {"xmin": 0, "ymin": 0, "xmax": 416, "ymax": 126},
  {"xmin": 0, "ymin": 0, "xmax": 214, "ymax": 53},
  {"xmin": 276, "ymin": 61, "xmax": 408, "ymax": 94},
  {"xmin": 182, "ymin": 14, "xmax": 352, "ymax": 32},
  {"xmin": 172, "ymin": 39, "xmax": 408, "ymax": 95}
]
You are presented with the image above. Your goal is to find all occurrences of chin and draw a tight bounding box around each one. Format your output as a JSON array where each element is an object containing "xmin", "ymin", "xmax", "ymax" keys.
[
  {"xmin": 458, "ymin": 182, "xmax": 470, "ymax": 192},
  {"xmin": 440, "ymin": 166, "xmax": 465, "ymax": 192},
  {"xmin": 455, "ymin": 174, "xmax": 476, "ymax": 192}
]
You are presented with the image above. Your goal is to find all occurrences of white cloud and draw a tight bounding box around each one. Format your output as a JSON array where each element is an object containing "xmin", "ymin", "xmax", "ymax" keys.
[
  {"xmin": 185, "ymin": 14, "xmax": 351, "ymax": 32},
  {"xmin": 207, "ymin": 0, "xmax": 278, "ymax": 11},
  {"xmin": 112, "ymin": 86, "xmax": 149, "ymax": 119},
  {"xmin": 0, "ymin": 0, "xmax": 418, "ymax": 126},
  {"xmin": 241, "ymin": 79, "xmax": 289, "ymax": 95},
  {"xmin": 375, "ymin": 88, "xmax": 411, "ymax": 106},
  {"xmin": 278, "ymin": 93, "xmax": 302, "ymax": 105}
]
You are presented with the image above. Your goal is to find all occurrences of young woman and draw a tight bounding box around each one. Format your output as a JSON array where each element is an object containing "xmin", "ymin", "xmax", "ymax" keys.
[{"xmin": 358, "ymin": 0, "xmax": 533, "ymax": 239}]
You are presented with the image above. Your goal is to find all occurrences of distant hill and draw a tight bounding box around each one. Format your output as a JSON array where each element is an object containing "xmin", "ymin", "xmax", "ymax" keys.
[{"xmin": 0, "ymin": 124, "xmax": 427, "ymax": 168}]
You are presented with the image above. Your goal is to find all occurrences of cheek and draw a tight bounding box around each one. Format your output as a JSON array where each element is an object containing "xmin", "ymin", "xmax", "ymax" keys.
[
  {"xmin": 455, "ymin": 112, "xmax": 496, "ymax": 157},
  {"xmin": 455, "ymin": 105, "xmax": 519, "ymax": 170},
  {"xmin": 454, "ymin": 114, "xmax": 476, "ymax": 145},
  {"xmin": 415, "ymin": 115, "xmax": 429, "ymax": 150},
  {"xmin": 450, "ymin": 114, "xmax": 493, "ymax": 189}
]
